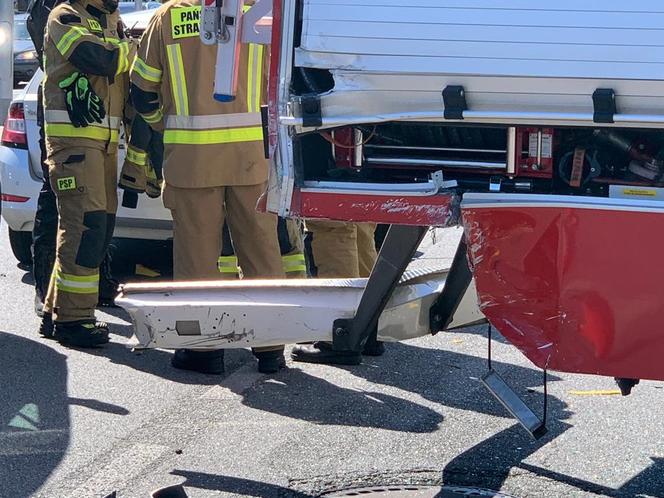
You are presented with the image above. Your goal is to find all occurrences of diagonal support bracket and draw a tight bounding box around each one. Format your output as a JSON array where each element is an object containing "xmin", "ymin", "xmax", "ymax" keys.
[
  {"xmin": 429, "ymin": 237, "xmax": 473, "ymax": 333},
  {"xmin": 332, "ymin": 225, "xmax": 429, "ymax": 352}
]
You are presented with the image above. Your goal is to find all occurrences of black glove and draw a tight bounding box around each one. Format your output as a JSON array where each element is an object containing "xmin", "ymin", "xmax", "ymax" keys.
[{"xmin": 59, "ymin": 72, "xmax": 106, "ymax": 128}]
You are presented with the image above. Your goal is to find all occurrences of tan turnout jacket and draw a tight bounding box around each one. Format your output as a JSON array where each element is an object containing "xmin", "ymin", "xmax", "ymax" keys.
[
  {"xmin": 43, "ymin": 0, "xmax": 133, "ymax": 156},
  {"xmin": 130, "ymin": 0, "xmax": 269, "ymax": 188}
]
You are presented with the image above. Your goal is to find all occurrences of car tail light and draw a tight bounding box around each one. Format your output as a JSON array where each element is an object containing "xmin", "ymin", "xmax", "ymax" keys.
[
  {"xmin": 1, "ymin": 102, "xmax": 28, "ymax": 149},
  {"xmin": 0, "ymin": 193, "xmax": 30, "ymax": 203}
]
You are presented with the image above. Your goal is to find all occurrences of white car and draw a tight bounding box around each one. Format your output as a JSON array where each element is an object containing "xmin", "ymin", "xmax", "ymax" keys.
[{"xmin": 0, "ymin": 9, "xmax": 171, "ymax": 265}]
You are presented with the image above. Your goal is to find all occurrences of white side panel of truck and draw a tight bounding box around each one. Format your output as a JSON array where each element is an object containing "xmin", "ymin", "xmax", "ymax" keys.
[{"xmin": 291, "ymin": 0, "xmax": 664, "ymax": 129}]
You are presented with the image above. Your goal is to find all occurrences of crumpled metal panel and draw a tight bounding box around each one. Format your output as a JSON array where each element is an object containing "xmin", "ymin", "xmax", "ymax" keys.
[{"xmin": 462, "ymin": 193, "xmax": 664, "ymax": 381}]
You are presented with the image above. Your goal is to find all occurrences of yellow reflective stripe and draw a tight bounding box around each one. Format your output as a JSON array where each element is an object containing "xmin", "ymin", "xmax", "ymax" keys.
[
  {"xmin": 56, "ymin": 271, "xmax": 99, "ymax": 283},
  {"xmin": 247, "ymin": 44, "xmax": 263, "ymax": 113},
  {"xmin": 127, "ymin": 146, "xmax": 147, "ymax": 166},
  {"xmin": 247, "ymin": 44, "xmax": 255, "ymax": 113},
  {"xmin": 56, "ymin": 26, "xmax": 89, "ymax": 56},
  {"xmin": 282, "ymin": 253, "xmax": 306, "ymax": 273},
  {"xmin": 45, "ymin": 123, "xmax": 119, "ymax": 142},
  {"xmin": 132, "ymin": 57, "xmax": 163, "ymax": 83},
  {"xmin": 284, "ymin": 265, "xmax": 307, "ymax": 273},
  {"xmin": 217, "ymin": 256, "xmax": 239, "ymax": 274},
  {"xmin": 163, "ymin": 126, "xmax": 263, "ymax": 145},
  {"xmin": 115, "ymin": 41, "xmax": 130, "ymax": 75},
  {"xmin": 166, "ymin": 44, "xmax": 189, "ymax": 116},
  {"xmin": 56, "ymin": 270, "xmax": 99, "ymax": 294},
  {"xmin": 142, "ymin": 108, "xmax": 163, "ymax": 124}
]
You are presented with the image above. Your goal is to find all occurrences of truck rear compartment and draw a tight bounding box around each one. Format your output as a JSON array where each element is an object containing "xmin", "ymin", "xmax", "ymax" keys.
[{"xmin": 295, "ymin": 123, "xmax": 664, "ymax": 200}]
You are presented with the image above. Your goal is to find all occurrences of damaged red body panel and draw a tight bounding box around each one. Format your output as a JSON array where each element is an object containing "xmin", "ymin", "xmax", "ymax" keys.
[
  {"xmin": 462, "ymin": 193, "xmax": 664, "ymax": 381},
  {"xmin": 294, "ymin": 190, "xmax": 459, "ymax": 226}
]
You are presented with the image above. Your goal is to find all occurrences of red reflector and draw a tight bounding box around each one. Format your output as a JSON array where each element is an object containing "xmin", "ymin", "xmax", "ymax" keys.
[{"xmin": 1, "ymin": 193, "xmax": 30, "ymax": 203}]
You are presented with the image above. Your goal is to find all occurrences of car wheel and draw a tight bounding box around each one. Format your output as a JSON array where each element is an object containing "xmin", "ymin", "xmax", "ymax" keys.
[{"xmin": 8, "ymin": 228, "xmax": 33, "ymax": 266}]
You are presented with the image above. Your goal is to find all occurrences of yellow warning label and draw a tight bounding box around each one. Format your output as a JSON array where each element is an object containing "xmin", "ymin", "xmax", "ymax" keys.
[
  {"xmin": 171, "ymin": 6, "xmax": 201, "ymax": 39},
  {"xmin": 57, "ymin": 177, "xmax": 77, "ymax": 191},
  {"xmin": 87, "ymin": 18, "xmax": 103, "ymax": 33},
  {"xmin": 622, "ymin": 188, "xmax": 657, "ymax": 197}
]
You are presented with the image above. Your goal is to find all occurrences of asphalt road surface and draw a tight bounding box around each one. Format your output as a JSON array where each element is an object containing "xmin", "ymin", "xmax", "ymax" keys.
[{"xmin": 0, "ymin": 224, "xmax": 662, "ymax": 498}]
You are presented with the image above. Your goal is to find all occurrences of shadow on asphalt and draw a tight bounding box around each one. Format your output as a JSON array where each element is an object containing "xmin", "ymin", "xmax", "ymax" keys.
[
  {"xmin": 241, "ymin": 366, "xmax": 445, "ymax": 432},
  {"xmin": 348, "ymin": 342, "xmax": 567, "ymax": 420},
  {"xmin": 169, "ymin": 470, "xmax": 312, "ymax": 497},
  {"xmin": 84, "ymin": 322, "xmax": 256, "ymax": 385},
  {"xmin": 442, "ymin": 421, "xmax": 571, "ymax": 492},
  {"xmin": 349, "ymin": 342, "xmax": 573, "ymax": 492},
  {"xmin": 0, "ymin": 331, "xmax": 128, "ymax": 497},
  {"xmin": 518, "ymin": 457, "xmax": 664, "ymax": 497},
  {"xmin": 239, "ymin": 341, "xmax": 573, "ymax": 489},
  {"xmin": 241, "ymin": 341, "xmax": 568, "ymax": 433}
]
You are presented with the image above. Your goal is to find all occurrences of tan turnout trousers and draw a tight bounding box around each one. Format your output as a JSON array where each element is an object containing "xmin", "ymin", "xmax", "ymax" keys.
[
  {"xmin": 163, "ymin": 182, "xmax": 284, "ymax": 280},
  {"xmin": 308, "ymin": 221, "xmax": 378, "ymax": 278},
  {"xmin": 218, "ymin": 218, "xmax": 306, "ymax": 279},
  {"xmin": 44, "ymin": 148, "xmax": 118, "ymax": 322}
]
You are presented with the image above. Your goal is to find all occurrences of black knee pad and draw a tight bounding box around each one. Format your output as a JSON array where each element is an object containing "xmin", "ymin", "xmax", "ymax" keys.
[{"xmin": 76, "ymin": 211, "xmax": 107, "ymax": 269}]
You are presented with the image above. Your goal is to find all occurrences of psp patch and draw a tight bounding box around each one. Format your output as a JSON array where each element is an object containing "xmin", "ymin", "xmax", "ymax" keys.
[
  {"xmin": 57, "ymin": 176, "xmax": 77, "ymax": 191},
  {"xmin": 87, "ymin": 18, "xmax": 103, "ymax": 33},
  {"xmin": 171, "ymin": 6, "xmax": 201, "ymax": 39}
]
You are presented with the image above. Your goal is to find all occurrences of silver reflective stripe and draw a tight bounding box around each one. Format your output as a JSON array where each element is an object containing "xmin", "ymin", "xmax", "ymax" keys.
[
  {"xmin": 165, "ymin": 112, "xmax": 262, "ymax": 130},
  {"xmin": 166, "ymin": 44, "xmax": 189, "ymax": 116},
  {"xmin": 45, "ymin": 110, "xmax": 121, "ymax": 128}
]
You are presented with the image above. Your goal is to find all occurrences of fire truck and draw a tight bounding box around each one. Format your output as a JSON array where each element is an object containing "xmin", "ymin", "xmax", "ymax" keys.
[{"xmin": 118, "ymin": 0, "xmax": 664, "ymax": 439}]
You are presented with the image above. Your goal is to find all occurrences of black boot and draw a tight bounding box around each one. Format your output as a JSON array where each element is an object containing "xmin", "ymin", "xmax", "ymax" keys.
[
  {"xmin": 38, "ymin": 312, "xmax": 54, "ymax": 338},
  {"xmin": 54, "ymin": 320, "xmax": 110, "ymax": 348},
  {"xmin": 171, "ymin": 349, "xmax": 225, "ymax": 375},
  {"xmin": 291, "ymin": 342, "xmax": 362, "ymax": 365},
  {"xmin": 253, "ymin": 348, "xmax": 286, "ymax": 374}
]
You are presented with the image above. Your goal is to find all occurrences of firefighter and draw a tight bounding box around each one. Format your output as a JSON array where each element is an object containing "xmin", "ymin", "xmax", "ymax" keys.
[
  {"xmin": 130, "ymin": 0, "xmax": 286, "ymax": 375},
  {"xmin": 291, "ymin": 221, "xmax": 385, "ymax": 365},
  {"xmin": 26, "ymin": 0, "xmax": 119, "ymax": 340},
  {"xmin": 41, "ymin": 0, "xmax": 134, "ymax": 347}
]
